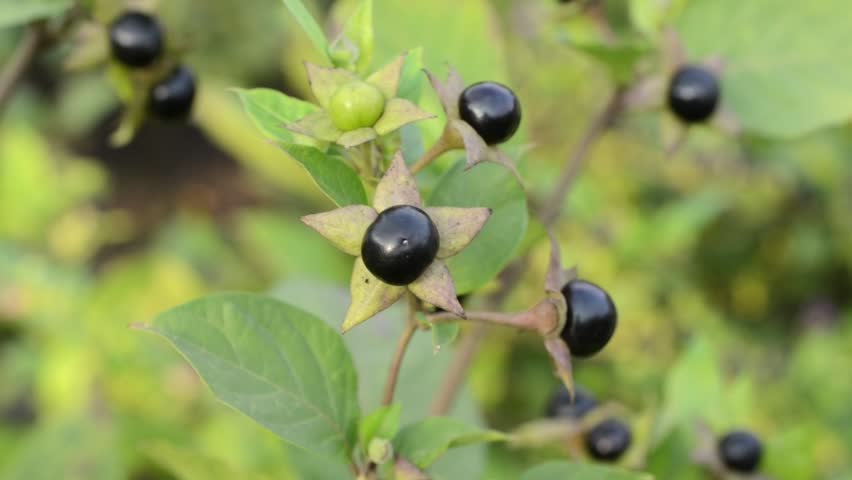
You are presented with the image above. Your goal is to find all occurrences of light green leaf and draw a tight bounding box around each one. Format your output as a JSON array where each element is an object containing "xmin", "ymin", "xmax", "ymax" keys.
[
  {"xmin": 339, "ymin": 0, "xmax": 373, "ymax": 74},
  {"xmin": 280, "ymin": 0, "xmax": 330, "ymax": 62},
  {"xmin": 282, "ymin": 145, "xmax": 367, "ymax": 206},
  {"xmin": 233, "ymin": 88, "xmax": 319, "ymax": 144},
  {"xmin": 428, "ymin": 160, "xmax": 528, "ymax": 294},
  {"xmin": 431, "ymin": 321, "xmax": 459, "ymax": 354},
  {"xmin": 629, "ymin": 0, "xmax": 688, "ymax": 38},
  {"xmin": 393, "ymin": 417, "xmax": 507, "ymax": 469},
  {"xmin": 397, "ymin": 48, "xmax": 425, "ymax": 102},
  {"xmin": 572, "ymin": 39, "xmax": 651, "ymax": 85},
  {"xmin": 520, "ymin": 461, "xmax": 653, "ymax": 480},
  {"xmin": 143, "ymin": 443, "xmax": 272, "ymax": 480},
  {"xmin": 676, "ymin": 0, "xmax": 852, "ymax": 137},
  {"xmin": 142, "ymin": 293, "xmax": 360, "ymax": 461},
  {"xmin": 0, "ymin": 0, "xmax": 71, "ymax": 29},
  {"xmin": 655, "ymin": 337, "xmax": 723, "ymax": 442},
  {"xmin": 359, "ymin": 404, "xmax": 401, "ymax": 450}
]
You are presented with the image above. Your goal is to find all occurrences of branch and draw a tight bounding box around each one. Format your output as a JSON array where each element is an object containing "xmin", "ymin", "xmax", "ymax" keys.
[
  {"xmin": 427, "ymin": 310, "xmax": 535, "ymax": 330},
  {"xmin": 539, "ymin": 87, "xmax": 627, "ymax": 227},
  {"xmin": 0, "ymin": 22, "xmax": 46, "ymax": 114},
  {"xmin": 381, "ymin": 297, "xmax": 419, "ymax": 406}
]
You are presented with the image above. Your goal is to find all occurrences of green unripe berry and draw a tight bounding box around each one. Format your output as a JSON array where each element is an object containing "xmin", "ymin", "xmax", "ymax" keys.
[
  {"xmin": 367, "ymin": 437, "xmax": 393, "ymax": 464},
  {"xmin": 328, "ymin": 81, "xmax": 385, "ymax": 131}
]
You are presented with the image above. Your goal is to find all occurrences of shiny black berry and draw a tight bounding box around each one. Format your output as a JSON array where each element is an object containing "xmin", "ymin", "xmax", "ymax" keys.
[
  {"xmin": 148, "ymin": 66, "xmax": 196, "ymax": 120},
  {"xmin": 108, "ymin": 12, "xmax": 164, "ymax": 68},
  {"xmin": 667, "ymin": 65, "xmax": 720, "ymax": 124},
  {"xmin": 458, "ymin": 82, "xmax": 521, "ymax": 145},
  {"xmin": 560, "ymin": 280, "xmax": 617, "ymax": 357},
  {"xmin": 585, "ymin": 419, "xmax": 631, "ymax": 462},
  {"xmin": 545, "ymin": 385, "xmax": 597, "ymax": 419},
  {"xmin": 718, "ymin": 430, "xmax": 763, "ymax": 473},
  {"xmin": 361, "ymin": 205, "xmax": 440, "ymax": 286}
]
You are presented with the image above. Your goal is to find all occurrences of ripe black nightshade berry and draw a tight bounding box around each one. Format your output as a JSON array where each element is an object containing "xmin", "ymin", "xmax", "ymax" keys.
[
  {"xmin": 108, "ymin": 12, "xmax": 164, "ymax": 68},
  {"xmin": 585, "ymin": 419, "xmax": 631, "ymax": 462},
  {"xmin": 545, "ymin": 385, "xmax": 597, "ymax": 419},
  {"xmin": 718, "ymin": 430, "xmax": 763, "ymax": 474},
  {"xmin": 667, "ymin": 65, "xmax": 720, "ymax": 124},
  {"xmin": 361, "ymin": 205, "xmax": 440, "ymax": 286},
  {"xmin": 560, "ymin": 280, "xmax": 617, "ymax": 357},
  {"xmin": 148, "ymin": 66, "xmax": 196, "ymax": 120},
  {"xmin": 458, "ymin": 82, "xmax": 521, "ymax": 145}
]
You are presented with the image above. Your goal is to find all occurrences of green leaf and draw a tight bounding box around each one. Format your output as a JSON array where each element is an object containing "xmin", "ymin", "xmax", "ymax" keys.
[
  {"xmin": 337, "ymin": 0, "xmax": 373, "ymax": 74},
  {"xmin": 655, "ymin": 337, "xmax": 723, "ymax": 441},
  {"xmin": 0, "ymin": 0, "xmax": 71, "ymax": 29},
  {"xmin": 358, "ymin": 404, "xmax": 401, "ymax": 450},
  {"xmin": 143, "ymin": 443, "xmax": 272, "ymax": 480},
  {"xmin": 233, "ymin": 88, "xmax": 319, "ymax": 144},
  {"xmin": 393, "ymin": 417, "xmax": 507, "ymax": 469},
  {"xmin": 428, "ymin": 160, "xmax": 528, "ymax": 294},
  {"xmin": 675, "ymin": 0, "xmax": 852, "ymax": 138},
  {"xmin": 431, "ymin": 322, "xmax": 459, "ymax": 354},
  {"xmin": 520, "ymin": 461, "xmax": 653, "ymax": 480},
  {"xmin": 280, "ymin": 0, "xmax": 330, "ymax": 62},
  {"xmin": 141, "ymin": 293, "xmax": 360, "ymax": 461},
  {"xmin": 629, "ymin": 0, "xmax": 688, "ymax": 38},
  {"xmin": 282, "ymin": 145, "xmax": 367, "ymax": 206},
  {"xmin": 572, "ymin": 39, "xmax": 650, "ymax": 85},
  {"xmin": 397, "ymin": 48, "xmax": 425, "ymax": 102},
  {"xmin": 0, "ymin": 418, "xmax": 122, "ymax": 480}
]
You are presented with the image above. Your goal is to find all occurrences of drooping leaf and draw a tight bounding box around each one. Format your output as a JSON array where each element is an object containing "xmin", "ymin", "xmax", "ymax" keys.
[
  {"xmin": 520, "ymin": 461, "xmax": 653, "ymax": 480},
  {"xmin": 233, "ymin": 88, "xmax": 319, "ymax": 144},
  {"xmin": 282, "ymin": 145, "xmax": 367, "ymax": 206},
  {"xmin": 141, "ymin": 293, "xmax": 360, "ymax": 461},
  {"xmin": 0, "ymin": 0, "xmax": 71, "ymax": 29},
  {"xmin": 279, "ymin": 0, "xmax": 330, "ymax": 62},
  {"xmin": 428, "ymin": 160, "xmax": 528, "ymax": 294},
  {"xmin": 431, "ymin": 321, "xmax": 459, "ymax": 354},
  {"xmin": 675, "ymin": 0, "xmax": 852, "ymax": 137},
  {"xmin": 393, "ymin": 417, "xmax": 507, "ymax": 469}
]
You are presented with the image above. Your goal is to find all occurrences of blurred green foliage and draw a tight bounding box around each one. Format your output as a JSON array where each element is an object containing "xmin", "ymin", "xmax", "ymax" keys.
[{"xmin": 1, "ymin": 0, "xmax": 851, "ymax": 478}]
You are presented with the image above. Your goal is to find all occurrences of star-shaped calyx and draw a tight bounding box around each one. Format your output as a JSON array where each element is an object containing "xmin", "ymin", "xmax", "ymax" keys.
[
  {"xmin": 301, "ymin": 152, "xmax": 491, "ymax": 332},
  {"xmin": 416, "ymin": 66, "xmax": 522, "ymax": 180},
  {"xmin": 286, "ymin": 54, "xmax": 435, "ymax": 149}
]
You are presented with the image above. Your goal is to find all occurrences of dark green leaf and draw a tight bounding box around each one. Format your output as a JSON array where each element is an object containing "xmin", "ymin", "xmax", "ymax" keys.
[
  {"xmin": 520, "ymin": 461, "xmax": 653, "ymax": 480},
  {"xmin": 141, "ymin": 293, "xmax": 360, "ymax": 461},
  {"xmin": 393, "ymin": 417, "xmax": 506, "ymax": 469},
  {"xmin": 428, "ymin": 160, "xmax": 528, "ymax": 294},
  {"xmin": 676, "ymin": 0, "xmax": 852, "ymax": 137},
  {"xmin": 233, "ymin": 88, "xmax": 319, "ymax": 144},
  {"xmin": 283, "ymin": 145, "xmax": 368, "ymax": 206}
]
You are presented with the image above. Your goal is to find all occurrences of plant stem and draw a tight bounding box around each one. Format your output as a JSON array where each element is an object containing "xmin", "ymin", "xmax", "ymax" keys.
[
  {"xmin": 428, "ymin": 310, "xmax": 537, "ymax": 331},
  {"xmin": 539, "ymin": 87, "xmax": 626, "ymax": 227},
  {"xmin": 410, "ymin": 133, "xmax": 453, "ymax": 174},
  {"xmin": 0, "ymin": 22, "xmax": 45, "ymax": 114},
  {"xmin": 381, "ymin": 298, "xmax": 418, "ymax": 406}
]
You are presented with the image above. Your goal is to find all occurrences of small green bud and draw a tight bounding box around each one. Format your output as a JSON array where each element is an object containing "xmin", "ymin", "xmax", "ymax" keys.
[
  {"xmin": 367, "ymin": 437, "xmax": 393, "ymax": 464},
  {"xmin": 328, "ymin": 81, "xmax": 385, "ymax": 132}
]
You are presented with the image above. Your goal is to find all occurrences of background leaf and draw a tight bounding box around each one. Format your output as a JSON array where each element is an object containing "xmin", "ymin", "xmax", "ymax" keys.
[
  {"xmin": 282, "ymin": 145, "xmax": 368, "ymax": 206},
  {"xmin": 520, "ymin": 461, "xmax": 653, "ymax": 480},
  {"xmin": 676, "ymin": 0, "xmax": 852, "ymax": 137},
  {"xmin": 431, "ymin": 321, "xmax": 459, "ymax": 354},
  {"xmin": 358, "ymin": 404, "xmax": 401, "ymax": 449},
  {"xmin": 0, "ymin": 0, "xmax": 71, "ymax": 29},
  {"xmin": 279, "ymin": 0, "xmax": 330, "ymax": 62},
  {"xmin": 143, "ymin": 443, "xmax": 274, "ymax": 480},
  {"xmin": 393, "ymin": 417, "xmax": 506, "ymax": 469},
  {"xmin": 428, "ymin": 160, "xmax": 528, "ymax": 294},
  {"xmin": 144, "ymin": 293, "xmax": 360, "ymax": 461}
]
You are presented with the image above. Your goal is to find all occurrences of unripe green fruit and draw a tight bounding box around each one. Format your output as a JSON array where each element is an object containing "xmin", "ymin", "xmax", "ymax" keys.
[
  {"xmin": 367, "ymin": 437, "xmax": 393, "ymax": 464},
  {"xmin": 328, "ymin": 81, "xmax": 385, "ymax": 131}
]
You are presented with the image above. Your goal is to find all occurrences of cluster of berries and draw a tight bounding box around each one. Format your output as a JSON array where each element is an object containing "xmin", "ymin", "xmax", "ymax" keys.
[{"xmin": 109, "ymin": 11, "xmax": 196, "ymax": 119}]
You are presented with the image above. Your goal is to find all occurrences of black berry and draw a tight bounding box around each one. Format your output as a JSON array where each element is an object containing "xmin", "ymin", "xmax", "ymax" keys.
[
  {"xmin": 667, "ymin": 65, "xmax": 720, "ymax": 124},
  {"xmin": 108, "ymin": 11, "xmax": 164, "ymax": 68},
  {"xmin": 718, "ymin": 430, "xmax": 763, "ymax": 474},
  {"xmin": 545, "ymin": 385, "xmax": 597, "ymax": 419},
  {"xmin": 458, "ymin": 82, "xmax": 521, "ymax": 145},
  {"xmin": 585, "ymin": 419, "xmax": 631, "ymax": 462},
  {"xmin": 148, "ymin": 66, "xmax": 196, "ymax": 120},
  {"xmin": 560, "ymin": 280, "xmax": 617, "ymax": 357},
  {"xmin": 361, "ymin": 205, "xmax": 440, "ymax": 286}
]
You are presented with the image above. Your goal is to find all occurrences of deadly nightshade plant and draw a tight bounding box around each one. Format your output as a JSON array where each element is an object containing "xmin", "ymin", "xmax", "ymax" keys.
[{"xmin": 301, "ymin": 152, "xmax": 490, "ymax": 332}]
